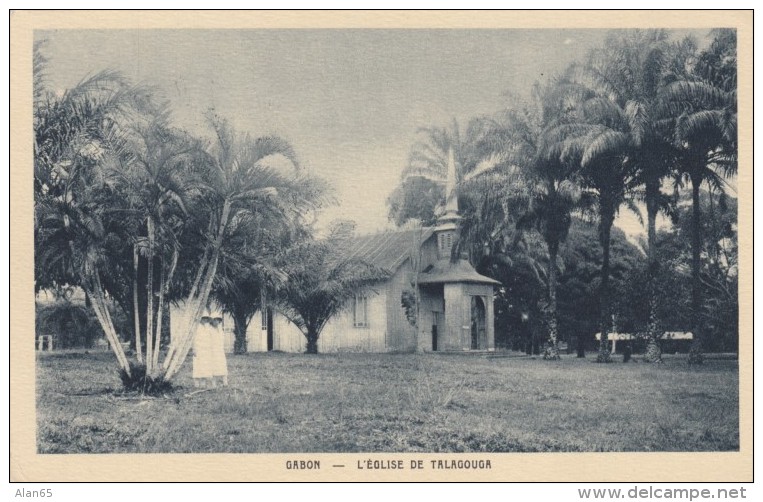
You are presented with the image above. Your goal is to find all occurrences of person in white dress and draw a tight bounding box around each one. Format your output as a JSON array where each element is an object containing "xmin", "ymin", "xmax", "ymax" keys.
[
  {"xmin": 193, "ymin": 307, "xmax": 228, "ymax": 388},
  {"xmin": 208, "ymin": 308, "xmax": 229, "ymax": 386}
]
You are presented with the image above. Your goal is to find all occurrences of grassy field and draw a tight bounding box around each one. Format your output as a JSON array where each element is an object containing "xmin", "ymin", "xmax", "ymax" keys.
[{"xmin": 36, "ymin": 350, "xmax": 738, "ymax": 453}]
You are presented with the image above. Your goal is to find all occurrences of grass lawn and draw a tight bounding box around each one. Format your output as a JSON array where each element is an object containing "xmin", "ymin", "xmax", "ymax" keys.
[{"xmin": 36, "ymin": 350, "xmax": 738, "ymax": 453}]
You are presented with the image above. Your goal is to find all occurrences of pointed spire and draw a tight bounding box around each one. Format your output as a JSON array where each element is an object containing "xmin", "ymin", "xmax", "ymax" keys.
[
  {"xmin": 444, "ymin": 145, "xmax": 458, "ymax": 216},
  {"xmin": 436, "ymin": 145, "xmax": 460, "ymax": 226},
  {"xmin": 434, "ymin": 145, "xmax": 461, "ymax": 260}
]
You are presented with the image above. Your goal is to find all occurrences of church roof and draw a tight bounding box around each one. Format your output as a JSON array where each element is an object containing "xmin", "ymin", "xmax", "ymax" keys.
[
  {"xmin": 418, "ymin": 257, "xmax": 501, "ymax": 286},
  {"xmin": 343, "ymin": 227, "xmax": 435, "ymax": 273}
]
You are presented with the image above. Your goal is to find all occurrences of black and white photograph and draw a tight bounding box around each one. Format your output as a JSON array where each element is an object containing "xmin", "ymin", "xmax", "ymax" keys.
[{"xmin": 11, "ymin": 10, "xmax": 751, "ymax": 482}]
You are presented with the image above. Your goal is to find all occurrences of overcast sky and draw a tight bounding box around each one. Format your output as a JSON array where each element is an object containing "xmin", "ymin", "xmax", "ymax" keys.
[{"xmin": 38, "ymin": 28, "xmax": 712, "ymax": 238}]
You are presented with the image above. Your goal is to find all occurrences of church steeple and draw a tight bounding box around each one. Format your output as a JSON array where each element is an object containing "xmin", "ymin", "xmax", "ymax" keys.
[{"xmin": 435, "ymin": 146, "xmax": 461, "ymax": 260}]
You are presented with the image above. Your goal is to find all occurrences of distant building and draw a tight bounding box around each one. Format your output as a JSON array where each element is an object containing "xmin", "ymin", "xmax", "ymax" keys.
[{"xmin": 595, "ymin": 332, "xmax": 694, "ymax": 354}]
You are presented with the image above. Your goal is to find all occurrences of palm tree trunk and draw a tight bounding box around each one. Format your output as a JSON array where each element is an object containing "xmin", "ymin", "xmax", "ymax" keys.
[
  {"xmin": 306, "ymin": 326, "xmax": 319, "ymax": 354},
  {"xmin": 597, "ymin": 204, "xmax": 614, "ymax": 363},
  {"xmin": 187, "ymin": 241, "xmax": 211, "ymax": 304},
  {"xmin": 163, "ymin": 247, "xmax": 205, "ymax": 366},
  {"xmin": 155, "ymin": 247, "xmax": 178, "ymax": 368},
  {"xmin": 232, "ymin": 307, "xmax": 249, "ymax": 355},
  {"xmin": 644, "ymin": 179, "xmax": 663, "ymax": 363},
  {"xmin": 576, "ymin": 334, "xmax": 586, "ymax": 358},
  {"xmin": 165, "ymin": 246, "xmax": 179, "ymax": 292},
  {"xmin": 688, "ymin": 173, "xmax": 704, "ymax": 364},
  {"xmin": 88, "ymin": 272, "xmax": 131, "ymax": 375},
  {"xmin": 145, "ymin": 217, "xmax": 155, "ymax": 374},
  {"xmin": 162, "ymin": 254, "xmax": 207, "ymax": 371},
  {"xmin": 133, "ymin": 243, "xmax": 143, "ymax": 364},
  {"xmin": 544, "ymin": 242, "xmax": 561, "ymax": 360},
  {"xmin": 152, "ymin": 255, "xmax": 166, "ymax": 373},
  {"xmin": 164, "ymin": 246, "xmax": 220, "ymax": 379},
  {"xmin": 62, "ymin": 206, "xmax": 130, "ymax": 374}
]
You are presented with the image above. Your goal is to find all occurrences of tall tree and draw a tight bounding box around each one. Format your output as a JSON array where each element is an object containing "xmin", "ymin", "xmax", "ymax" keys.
[
  {"xmin": 34, "ymin": 55, "xmax": 139, "ymax": 375},
  {"xmin": 35, "ymin": 146, "xmax": 133, "ymax": 374},
  {"xmin": 483, "ymin": 82, "xmax": 590, "ymax": 360},
  {"xmin": 107, "ymin": 99, "xmax": 202, "ymax": 375},
  {"xmin": 668, "ymin": 190, "xmax": 738, "ymax": 353},
  {"xmin": 658, "ymin": 29, "xmax": 737, "ymax": 363},
  {"xmin": 592, "ymin": 30, "xmax": 678, "ymax": 363},
  {"xmin": 34, "ymin": 47, "xmax": 321, "ymax": 385},
  {"xmin": 550, "ymin": 58, "xmax": 644, "ymax": 362}
]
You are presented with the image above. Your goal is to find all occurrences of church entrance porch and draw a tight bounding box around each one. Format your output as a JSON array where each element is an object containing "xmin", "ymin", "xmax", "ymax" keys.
[
  {"xmin": 470, "ymin": 296, "xmax": 487, "ymax": 350},
  {"xmin": 424, "ymin": 281, "xmax": 495, "ymax": 352}
]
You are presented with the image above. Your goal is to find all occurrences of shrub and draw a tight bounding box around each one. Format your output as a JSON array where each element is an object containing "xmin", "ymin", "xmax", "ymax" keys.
[{"xmin": 118, "ymin": 362, "xmax": 174, "ymax": 395}]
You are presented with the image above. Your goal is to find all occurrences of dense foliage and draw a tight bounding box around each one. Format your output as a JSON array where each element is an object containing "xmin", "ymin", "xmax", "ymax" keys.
[
  {"xmin": 388, "ymin": 29, "xmax": 738, "ymax": 361},
  {"xmin": 34, "ymin": 47, "xmax": 332, "ymax": 386}
]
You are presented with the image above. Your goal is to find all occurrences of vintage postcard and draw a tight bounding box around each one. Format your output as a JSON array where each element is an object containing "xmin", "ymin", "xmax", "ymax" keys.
[{"xmin": 10, "ymin": 10, "xmax": 753, "ymax": 482}]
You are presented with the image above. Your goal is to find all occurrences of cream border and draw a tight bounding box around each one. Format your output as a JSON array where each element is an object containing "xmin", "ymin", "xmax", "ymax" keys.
[{"xmin": 10, "ymin": 10, "xmax": 753, "ymax": 482}]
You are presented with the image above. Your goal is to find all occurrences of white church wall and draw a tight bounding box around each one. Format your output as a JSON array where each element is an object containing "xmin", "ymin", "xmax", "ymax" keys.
[{"xmin": 319, "ymin": 286, "xmax": 387, "ymax": 352}]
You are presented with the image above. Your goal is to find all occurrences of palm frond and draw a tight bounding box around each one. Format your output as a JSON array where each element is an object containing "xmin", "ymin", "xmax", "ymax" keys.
[
  {"xmin": 661, "ymin": 80, "xmax": 732, "ymax": 110},
  {"xmin": 581, "ymin": 130, "xmax": 631, "ymax": 167},
  {"xmin": 624, "ymin": 100, "xmax": 650, "ymax": 146},
  {"xmin": 675, "ymin": 109, "xmax": 727, "ymax": 144},
  {"xmin": 248, "ymin": 135, "xmax": 300, "ymax": 170}
]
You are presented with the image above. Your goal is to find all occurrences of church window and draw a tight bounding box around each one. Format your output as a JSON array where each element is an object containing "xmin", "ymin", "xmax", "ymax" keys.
[{"xmin": 353, "ymin": 294, "xmax": 369, "ymax": 328}]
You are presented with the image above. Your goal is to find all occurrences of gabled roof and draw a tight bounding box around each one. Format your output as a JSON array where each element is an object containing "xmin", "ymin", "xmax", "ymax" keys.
[{"xmin": 343, "ymin": 227, "xmax": 435, "ymax": 273}]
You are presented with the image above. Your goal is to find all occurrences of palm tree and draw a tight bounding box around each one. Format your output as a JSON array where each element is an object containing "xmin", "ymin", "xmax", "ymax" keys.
[
  {"xmin": 601, "ymin": 31, "xmax": 679, "ymax": 363},
  {"xmin": 480, "ymin": 83, "xmax": 589, "ymax": 360},
  {"xmin": 35, "ymin": 151, "xmax": 133, "ymax": 375},
  {"xmin": 549, "ymin": 30, "xmax": 710, "ymax": 363},
  {"xmin": 276, "ymin": 222, "xmax": 388, "ymax": 354},
  {"xmin": 549, "ymin": 68, "xmax": 643, "ymax": 363},
  {"xmin": 212, "ymin": 212, "xmax": 298, "ymax": 354},
  {"xmin": 658, "ymin": 29, "xmax": 737, "ymax": 364},
  {"xmin": 213, "ymin": 271, "xmax": 265, "ymax": 355},
  {"xmin": 106, "ymin": 101, "xmax": 202, "ymax": 375},
  {"xmin": 571, "ymin": 30, "xmax": 678, "ymax": 362},
  {"xmin": 162, "ymin": 115, "xmax": 316, "ymax": 379},
  {"xmin": 34, "ymin": 51, "xmax": 138, "ymax": 375}
]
